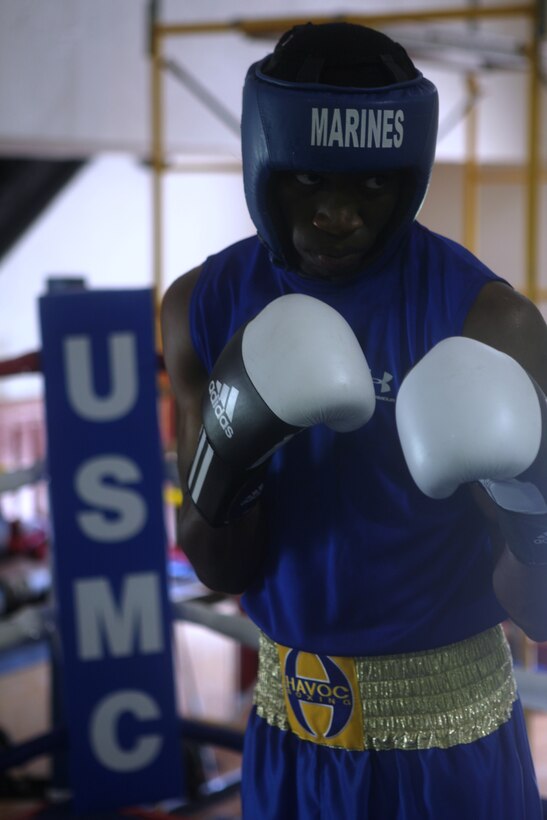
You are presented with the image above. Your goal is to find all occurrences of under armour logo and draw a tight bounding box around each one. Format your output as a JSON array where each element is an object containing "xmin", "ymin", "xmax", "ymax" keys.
[
  {"xmin": 372, "ymin": 371, "xmax": 395, "ymax": 402},
  {"xmin": 372, "ymin": 371, "xmax": 393, "ymax": 393}
]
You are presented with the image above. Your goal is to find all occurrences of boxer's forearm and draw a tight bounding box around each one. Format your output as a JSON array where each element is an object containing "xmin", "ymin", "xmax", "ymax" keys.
[
  {"xmin": 178, "ymin": 499, "xmax": 266, "ymax": 595},
  {"xmin": 493, "ymin": 546, "xmax": 547, "ymax": 642}
]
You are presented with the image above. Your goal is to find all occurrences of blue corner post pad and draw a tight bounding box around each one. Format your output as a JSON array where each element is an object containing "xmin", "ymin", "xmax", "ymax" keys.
[{"xmin": 39, "ymin": 288, "xmax": 184, "ymax": 813}]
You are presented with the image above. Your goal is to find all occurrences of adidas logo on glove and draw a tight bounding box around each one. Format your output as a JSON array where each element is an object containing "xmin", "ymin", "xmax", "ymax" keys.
[{"xmin": 208, "ymin": 380, "xmax": 239, "ymax": 439}]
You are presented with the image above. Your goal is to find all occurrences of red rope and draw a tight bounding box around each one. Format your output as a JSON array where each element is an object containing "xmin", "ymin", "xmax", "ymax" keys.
[
  {"xmin": 0, "ymin": 351, "xmax": 166, "ymax": 378},
  {"xmin": 0, "ymin": 351, "xmax": 41, "ymax": 377}
]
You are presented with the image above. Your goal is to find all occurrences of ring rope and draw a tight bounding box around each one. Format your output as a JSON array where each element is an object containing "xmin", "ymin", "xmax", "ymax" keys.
[
  {"xmin": 172, "ymin": 599, "xmax": 259, "ymax": 650},
  {"xmin": 0, "ymin": 461, "xmax": 46, "ymax": 494},
  {"xmin": 0, "ymin": 350, "xmax": 166, "ymax": 377},
  {"xmin": 0, "ymin": 351, "xmax": 41, "ymax": 377},
  {"xmin": 0, "ymin": 598, "xmax": 259, "ymax": 654}
]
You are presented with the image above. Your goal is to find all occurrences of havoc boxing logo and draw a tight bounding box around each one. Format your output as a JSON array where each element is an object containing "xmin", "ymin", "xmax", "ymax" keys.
[
  {"xmin": 283, "ymin": 650, "xmax": 355, "ymax": 743},
  {"xmin": 208, "ymin": 380, "xmax": 239, "ymax": 439}
]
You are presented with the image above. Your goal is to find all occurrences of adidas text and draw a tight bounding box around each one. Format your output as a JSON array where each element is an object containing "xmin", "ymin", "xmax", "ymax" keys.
[{"xmin": 209, "ymin": 380, "xmax": 238, "ymax": 438}]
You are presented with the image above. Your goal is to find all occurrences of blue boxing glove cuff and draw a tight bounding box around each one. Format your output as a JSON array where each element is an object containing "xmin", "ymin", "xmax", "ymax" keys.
[
  {"xmin": 481, "ymin": 377, "xmax": 547, "ymax": 566},
  {"xmin": 493, "ymin": 507, "xmax": 547, "ymax": 566}
]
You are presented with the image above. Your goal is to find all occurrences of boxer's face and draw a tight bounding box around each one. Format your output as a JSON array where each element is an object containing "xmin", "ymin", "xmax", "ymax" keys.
[{"xmin": 275, "ymin": 170, "xmax": 401, "ymax": 280}]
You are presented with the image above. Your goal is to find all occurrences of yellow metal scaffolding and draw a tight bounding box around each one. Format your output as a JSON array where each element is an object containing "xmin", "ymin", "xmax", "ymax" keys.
[{"xmin": 150, "ymin": 3, "xmax": 545, "ymax": 307}]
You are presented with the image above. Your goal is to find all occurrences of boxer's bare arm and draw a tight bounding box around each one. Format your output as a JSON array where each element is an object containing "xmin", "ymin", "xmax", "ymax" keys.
[
  {"xmin": 161, "ymin": 268, "xmax": 266, "ymax": 595},
  {"xmin": 463, "ymin": 281, "xmax": 547, "ymax": 640},
  {"xmin": 463, "ymin": 282, "xmax": 547, "ymax": 392}
]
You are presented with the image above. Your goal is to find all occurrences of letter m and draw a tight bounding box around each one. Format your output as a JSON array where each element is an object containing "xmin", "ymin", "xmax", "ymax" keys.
[
  {"xmin": 311, "ymin": 108, "xmax": 329, "ymax": 146},
  {"xmin": 74, "ymin": 573, "xmax": 165, "ymax": 660}
]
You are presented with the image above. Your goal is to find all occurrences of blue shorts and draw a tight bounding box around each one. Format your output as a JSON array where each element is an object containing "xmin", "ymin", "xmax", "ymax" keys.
[{"xmin": 242, "ymin": 699, "xmax": 542, "ymax": 819}]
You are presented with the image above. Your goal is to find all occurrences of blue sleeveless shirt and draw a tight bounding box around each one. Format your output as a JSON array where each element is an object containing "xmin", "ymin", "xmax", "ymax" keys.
[{"xmin": 189, "ymin": 222, "xmax": 508, "ymax": 656}]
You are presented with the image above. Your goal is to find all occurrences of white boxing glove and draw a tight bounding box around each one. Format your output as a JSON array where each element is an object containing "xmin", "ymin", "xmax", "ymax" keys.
[
  {"xmin": 189, "ymin": 294, "xmax": 375, "ymax": 526},
  {"xmin": 242, "ymin": 294, "xmax": 374, "ymax": 432},
  {"xmin": 396, "ymin": 336, "xmax": 547, "ymax": 564}
]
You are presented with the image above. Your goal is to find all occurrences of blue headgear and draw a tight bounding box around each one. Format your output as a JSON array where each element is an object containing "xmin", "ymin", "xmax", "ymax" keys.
[{"xmin": 241, "ymin": 59, "xmax": 439, "ymax": 269}]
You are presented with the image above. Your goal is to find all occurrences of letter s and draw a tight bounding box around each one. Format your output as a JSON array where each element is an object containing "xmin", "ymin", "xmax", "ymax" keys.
[
  {"xmin": 393, "ymin": 110, "xmax": 404, "ymax": 148},
  {"xmin": 75, "ymin": 455, "xmax": 147, "ymax": 542}
]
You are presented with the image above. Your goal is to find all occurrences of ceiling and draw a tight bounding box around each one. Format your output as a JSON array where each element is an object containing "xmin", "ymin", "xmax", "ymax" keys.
[
  {"xmin": 0, "ymin": 0, "xmax": 544, "ymax": 261},
  {"xmin": 0, "ymin": 0, "xmax": 544, "ymax": 162}
]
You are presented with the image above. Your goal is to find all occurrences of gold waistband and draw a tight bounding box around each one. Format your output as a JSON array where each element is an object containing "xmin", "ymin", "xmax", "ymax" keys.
[{"xmin": 253, "ymin": 626, "xmax": 516, "ymax": 751}]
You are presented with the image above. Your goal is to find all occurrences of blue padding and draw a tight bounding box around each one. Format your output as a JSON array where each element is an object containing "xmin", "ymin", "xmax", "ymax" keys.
[{"xmin": 39, "ymin": 289, "xmax": 183, "ymax": 812}]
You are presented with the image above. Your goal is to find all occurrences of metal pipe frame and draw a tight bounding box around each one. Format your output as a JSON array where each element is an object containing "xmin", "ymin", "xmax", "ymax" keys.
[
  {"xmin": 154, "ymin": 5, "xmax": 536, "ymax": 38},
  {"xmin": 149, "ymin": 2, "xmax": 544, "ymax": 305},
  {"xmin": 463, "ymin": 72, "xmax": 480, "ymax": 254},
  {"xmin": 150, "ymin": 22, "xmax": 164, "ymax": 348},
  {"xmin": 524, "ymin": 25, "xmax": 542, "ymax": 303}
]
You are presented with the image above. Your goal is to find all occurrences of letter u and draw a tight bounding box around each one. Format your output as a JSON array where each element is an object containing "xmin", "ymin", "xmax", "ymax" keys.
[{"xmin": 64, "ymin": 333, "xmax": 138, "ymax": 421}]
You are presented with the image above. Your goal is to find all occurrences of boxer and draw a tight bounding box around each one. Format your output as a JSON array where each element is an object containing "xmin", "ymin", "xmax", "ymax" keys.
[{"xmin": 161, "ymin": 22, "xmax": 546, "ymax": 819}]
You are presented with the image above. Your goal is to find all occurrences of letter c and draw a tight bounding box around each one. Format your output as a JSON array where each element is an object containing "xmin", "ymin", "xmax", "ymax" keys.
[{"xmin": 89, "ymin": 690, "xmax": 162, "ymax": 772}]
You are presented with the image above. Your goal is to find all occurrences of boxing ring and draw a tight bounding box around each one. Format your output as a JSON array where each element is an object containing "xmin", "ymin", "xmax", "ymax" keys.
[
  {"xmin": 0, "ymin": 6, "xmax": 545, "ymax": 812},
  {"xmin": 0, "ymin": 286, "xmax": 259, "ymax": 817},
  {"xmin": 1, "ymin": 288, "xmax": 547, "ymax": 817}
]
